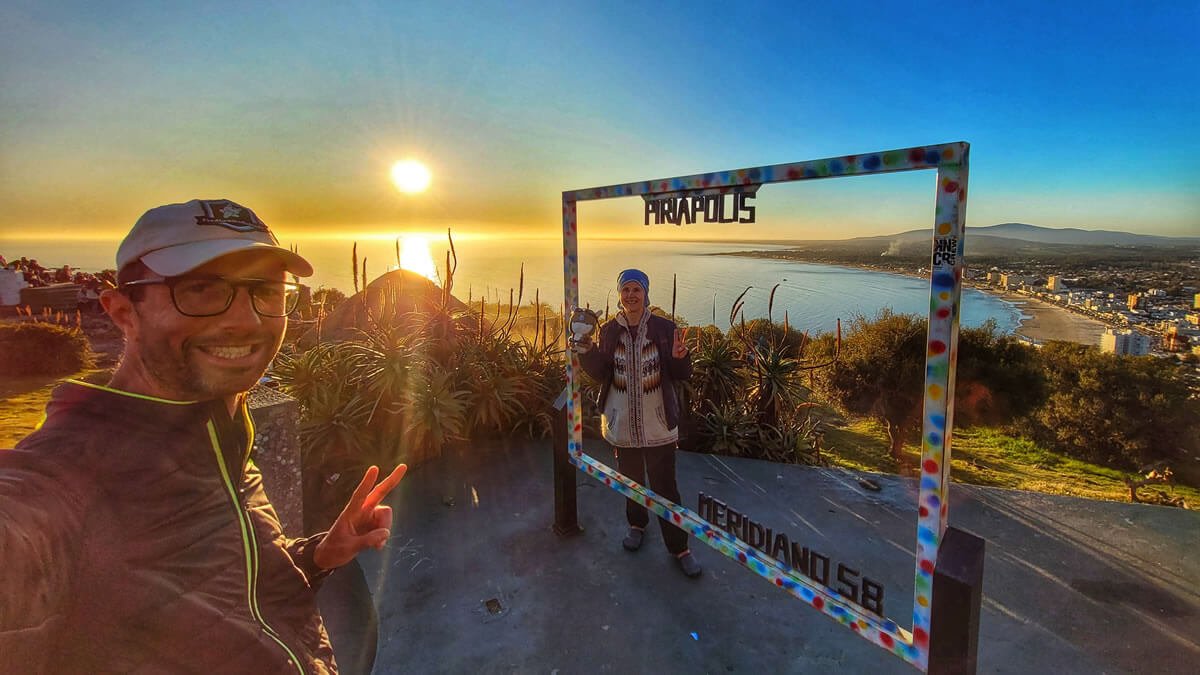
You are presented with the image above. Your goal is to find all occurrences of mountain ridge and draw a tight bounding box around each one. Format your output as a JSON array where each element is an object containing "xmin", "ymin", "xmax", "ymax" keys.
[{"xmin": 852, "ymin": 222, "xmax": 1200, "ymax": 247}]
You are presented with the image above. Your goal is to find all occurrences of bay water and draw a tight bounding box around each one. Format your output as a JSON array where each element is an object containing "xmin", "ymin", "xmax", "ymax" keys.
[{"xmin": 0, "ymin": 237, "xmax": 1021, "ymax": 335}]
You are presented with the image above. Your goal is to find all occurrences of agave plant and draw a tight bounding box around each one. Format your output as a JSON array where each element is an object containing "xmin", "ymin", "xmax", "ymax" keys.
[
  {"xmin": 297, "ymin": 385, "xmax": 375, "ymax": 468},
  {"xmin": 272, "ymin": 342, "xmax": 361, "ymax": 409},
  {"xmin": 698, "ymin": 400, "xmax": 756, "ymax": 456},
  {"xmin": 690, "ymin": 331, "xmax": 745, "ymax": 412},
  {"xmin": 745, "ymin": 339, "xmax": 805, "ymax": 427},
  {"xmin": 397, "ymin": 369, "xmax": 470, "ymax": 459},
  {"xmin": 757, "ymin": 404, "xmax": 824, "ymax": 465}
]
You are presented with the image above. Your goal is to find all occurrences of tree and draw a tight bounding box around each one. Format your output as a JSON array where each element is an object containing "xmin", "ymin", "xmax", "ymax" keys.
[
  {"xmin": 955, "ymin": 320, "xmax": 1045, "ymax": 426},
  {"xmin": 815, "ymin": 310, "xmax": 927, "ymax": 461},
  {"xmin": 814, "ymin": 313, "xmax": 1045, "ymax": 462},
  {"xmin": 312, "ymin": 286, "xmax": 347, "ymax": 311},
  {"xmin": 1027, "ymin": 342, "xmax": 1195, "ymax": 468}
]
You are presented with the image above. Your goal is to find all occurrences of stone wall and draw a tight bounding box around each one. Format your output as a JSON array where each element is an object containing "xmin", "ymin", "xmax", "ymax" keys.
[{"xmin": 248, "ymin": 385, "xmax": 303, "ymax": 537}]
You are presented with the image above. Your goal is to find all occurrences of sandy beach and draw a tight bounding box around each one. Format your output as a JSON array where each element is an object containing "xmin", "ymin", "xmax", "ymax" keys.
[{"xmin": 985, "ymin": 289, "xmax": 1109, "ymax": 345}]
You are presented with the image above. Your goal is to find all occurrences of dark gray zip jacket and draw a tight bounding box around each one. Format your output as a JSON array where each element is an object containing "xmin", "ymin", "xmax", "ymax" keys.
[{"xmin": 0, "ymin": 380, "xmax": 336, "ymax": 673}]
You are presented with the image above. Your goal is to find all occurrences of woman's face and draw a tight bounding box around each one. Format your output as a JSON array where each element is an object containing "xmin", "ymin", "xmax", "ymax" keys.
[{"xmin": 620, "ymin": 280, "xmax": 645, "ymax": 315}]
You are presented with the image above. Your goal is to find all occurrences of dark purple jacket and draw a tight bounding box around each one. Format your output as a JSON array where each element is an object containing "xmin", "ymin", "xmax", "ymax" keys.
[
  {"xmin": 0, "ymin": 381, "xmax": 336, "ymax": 674},
  {"xmin": 579, "ymin": 313, "xmax": 692, "ymax": 432}
]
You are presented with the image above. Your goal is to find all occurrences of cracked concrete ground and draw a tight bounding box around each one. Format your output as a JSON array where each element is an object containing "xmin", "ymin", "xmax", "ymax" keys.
[{"xmin": 347, "ymin": 441, "xmax": 1199, "ymax": 674}]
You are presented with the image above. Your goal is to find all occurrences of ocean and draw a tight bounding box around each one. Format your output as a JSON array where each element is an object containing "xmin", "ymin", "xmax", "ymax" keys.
[{"xmin": 0, "ymin": 237, "xmax": 1022, "ymax": 335}]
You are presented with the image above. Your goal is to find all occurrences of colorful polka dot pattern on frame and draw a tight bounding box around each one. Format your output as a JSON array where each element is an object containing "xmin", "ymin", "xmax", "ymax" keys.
[
  {"xmin": 570, "ymin": 450, "xmax": 918, "ymax": 664},
  {"xmin": 564, "ymin": 143, "xmax": 966, "ymax": 203},
  {"xmin": 910, "ymin": 152, "xmax": 968, "ymax": 671},
  {"xmin": 562, "ymin": 142, "xmax": 969, "ymax": 672}
]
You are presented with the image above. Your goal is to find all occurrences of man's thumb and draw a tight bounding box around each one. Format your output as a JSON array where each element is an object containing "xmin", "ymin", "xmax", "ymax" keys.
[{"xmin": 370, "ymin": 528, "xmax": 391, "ymax": 550}]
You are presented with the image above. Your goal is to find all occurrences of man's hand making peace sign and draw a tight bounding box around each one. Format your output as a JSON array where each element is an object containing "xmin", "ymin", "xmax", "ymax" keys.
[{"xmin": 313, "ymin": 464, "xmax": 407, "ymax": 571}]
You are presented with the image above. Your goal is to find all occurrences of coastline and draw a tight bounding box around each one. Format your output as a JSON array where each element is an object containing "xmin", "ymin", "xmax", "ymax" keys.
[
  {"xmin": 7, "ymin": 242, "xmax": 1110, "ymax": 346},
  {"xmin": 981, "ymin": 288, "xmax": 1108, "ymax": 345},
  {"xmin": 719, "ymin": 249, "xmax": 1109, "ymax": 345}
]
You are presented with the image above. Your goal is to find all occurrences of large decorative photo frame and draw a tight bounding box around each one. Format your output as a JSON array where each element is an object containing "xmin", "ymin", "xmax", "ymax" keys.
[{"xmin": 561, "ymin": 142, "xmax": 969, "ymax": 671}]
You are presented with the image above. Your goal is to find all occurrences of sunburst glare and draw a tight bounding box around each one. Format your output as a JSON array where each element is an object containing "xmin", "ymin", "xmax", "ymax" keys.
[
  {"xmin": 390, "ymin": 159, "xmax": 431, "ymax": 194},
  {"xmin": 398, "ymin": 234, "xmax": 439, "ymax": 282}
]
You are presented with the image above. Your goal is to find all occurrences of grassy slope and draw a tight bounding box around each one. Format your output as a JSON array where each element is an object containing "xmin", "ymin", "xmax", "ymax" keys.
[{"xmin": 822, "ymin": 417, "xmax": 1200, "ymax": 506}]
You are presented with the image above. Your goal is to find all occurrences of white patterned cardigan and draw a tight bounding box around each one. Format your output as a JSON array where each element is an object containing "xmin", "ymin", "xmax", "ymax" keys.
[{"xmin": 580, "ymin": 312, "xmax": 692, "ymax": 449}]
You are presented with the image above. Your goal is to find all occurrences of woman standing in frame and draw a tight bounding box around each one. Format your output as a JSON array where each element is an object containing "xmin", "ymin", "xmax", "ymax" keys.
[{"xmin": 575, "ymin": 269, "xmax": 700, "ymax": 577}]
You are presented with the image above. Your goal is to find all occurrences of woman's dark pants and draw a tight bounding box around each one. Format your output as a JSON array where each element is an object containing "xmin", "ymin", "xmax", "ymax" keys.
[{"xmin": 615, "ymin": 443, "xmax": 688, "ymax": 555}]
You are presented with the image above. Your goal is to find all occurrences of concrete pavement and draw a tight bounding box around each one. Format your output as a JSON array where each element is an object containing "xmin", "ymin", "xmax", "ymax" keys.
[{"xmin": 353, "ymin": 441, "xmax": 1199, "ymax": 674}]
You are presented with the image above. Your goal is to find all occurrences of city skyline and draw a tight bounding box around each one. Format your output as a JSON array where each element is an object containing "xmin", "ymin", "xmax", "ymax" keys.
[{"xmin": 1, "ymin": 1, "xmax": 1197, "ymax": 241}]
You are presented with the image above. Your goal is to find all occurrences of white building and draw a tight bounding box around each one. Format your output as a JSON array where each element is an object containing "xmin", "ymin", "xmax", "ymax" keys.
[
  {"xmin": 999, "ymin": 273, "xmax": 1034, "ymax": 290},
  {"xmin": 1100, "ymin": 328, "xmax": 1153, "ymax": 356},
  {"xmin": 0, "ymin": 268, "xmax": 28, "ymax": 305}
]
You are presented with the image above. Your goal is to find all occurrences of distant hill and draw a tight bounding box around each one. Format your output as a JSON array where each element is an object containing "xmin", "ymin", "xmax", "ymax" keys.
[
  {"xmin": 296, "ymin": 268, "xmax": 471, "ymax": 348},
  {"xmin": 977, "ymin": 223, "xmax": 1200, "ymax": 246},
  {"xmin": 852, "ymin": 223, "xmax": 1200, "ymax": 247},
  {"xmin": 733, "ymin": 222, "xmax": 1200, "ymax": 261}
]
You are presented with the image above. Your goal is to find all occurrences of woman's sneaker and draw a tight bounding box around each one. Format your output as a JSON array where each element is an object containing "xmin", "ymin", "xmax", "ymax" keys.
[
  {"xmin": 622, "ymin": 527, "xmax": 645, "ymax": 551},
  {"xmin": 677, "ymin": 551, "xmax": 702, "ymax": 578}
]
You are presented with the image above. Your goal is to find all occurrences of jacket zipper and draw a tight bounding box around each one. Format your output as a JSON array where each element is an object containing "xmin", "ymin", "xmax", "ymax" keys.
[
  {"xmin": 629, "ymin": 321, "xmax": 645, "ymax": 447},
  {"xmin": 207, "ymin": 418, "xmax": 305, "ymax": 674}
]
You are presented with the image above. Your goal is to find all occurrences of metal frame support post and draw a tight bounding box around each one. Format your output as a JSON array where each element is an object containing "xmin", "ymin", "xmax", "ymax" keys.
[
  {"xmin": 552, "ymin": 402, "xmax": 582, "ymax": 536},
  {"xmin": 928, "ymin": 526, "xmax": 985, "ymax": 675}
]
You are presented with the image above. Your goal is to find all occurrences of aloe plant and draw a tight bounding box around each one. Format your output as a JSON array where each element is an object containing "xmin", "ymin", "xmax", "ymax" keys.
[
  {"xmin": 397, "ymin": 369, "xmax": 470, "ymax": 458},
  {"xmin": 745, "ymin": 339, "xmax": 805, "ymax": 427},
  {"xmin": 298, "ymin": 386, "xmax": 374, "ymax": 467},
  {"xmin": 507, "ymin": 339, "xmax": 565, "ymax": 439},
  {"xmin": 690, "ymin": 332, "xmax": 745, "ymax": 411},
  {"xmin": 349, "ymin": 337, "xmax": 423, "ymax": 427},
  {"xmin": 699, "ymin": 400, "xmax": 756, "ymax": 456},
  {"xmin": 273, "ymin": 342, "xmax": 360, "ymax": 408},
  {"xmin": 757, "ymin": 404, "xmax": 824, "ymax": 465},
  {"xmin": 462, "ymin": 344, "xmax": 529, "ymax": 434}
]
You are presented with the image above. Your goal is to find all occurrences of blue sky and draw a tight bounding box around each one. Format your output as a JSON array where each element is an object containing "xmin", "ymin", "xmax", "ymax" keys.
[{"xmin": 1, "ymin": 0, "xmax": 1196, "ymax": 240}]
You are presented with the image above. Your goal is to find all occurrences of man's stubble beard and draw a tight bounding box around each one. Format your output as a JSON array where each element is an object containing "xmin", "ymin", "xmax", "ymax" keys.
[{"xmin": 134, "ymin": 328, "xmax": 278, "ymax": 401}]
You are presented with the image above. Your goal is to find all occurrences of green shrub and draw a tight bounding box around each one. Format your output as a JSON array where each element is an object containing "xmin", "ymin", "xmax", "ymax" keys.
[
  {"xmin": 0, "ymin": 322, "xmax": 95, "ymax": 377},
  {"xmin": 312, "ymin": 287, "xmax": 347, "ymax": 311},
  {"xmin": 956, "ymin": 319, "xmax": 1045, "ymax": 425},
  {"xmin": 813, "ymin": 310, "xmax": 928, "ymax": 461},
  {"xmin": 1026, "ymin": 342, "xmax": 1195, "ymax": 468}
]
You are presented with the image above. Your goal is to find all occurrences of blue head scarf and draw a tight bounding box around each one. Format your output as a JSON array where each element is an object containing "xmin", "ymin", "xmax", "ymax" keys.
[{"xmin": 617, "ymin": 268, "xmax": 649, "ymax": 302}]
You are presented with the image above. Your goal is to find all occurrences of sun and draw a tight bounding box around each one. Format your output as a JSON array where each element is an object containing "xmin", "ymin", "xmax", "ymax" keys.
[
  {"xmin": 390, "ymin": 159, "xmax": 431, "ymax": 194},
  {"xmin": 398, "ymin": 234, "xmax": 440, "ymax": 282}
]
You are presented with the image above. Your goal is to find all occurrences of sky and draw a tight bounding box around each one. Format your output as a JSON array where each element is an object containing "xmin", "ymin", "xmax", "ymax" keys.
[{"xmin": 1, "ymin": 0, "xmax": 1197, "ymax": 242}]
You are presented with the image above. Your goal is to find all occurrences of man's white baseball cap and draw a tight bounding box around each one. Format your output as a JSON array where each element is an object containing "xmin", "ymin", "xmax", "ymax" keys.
[{"xmin": 116, "ymin": 199, "xmax": 313, "ymax": 277}]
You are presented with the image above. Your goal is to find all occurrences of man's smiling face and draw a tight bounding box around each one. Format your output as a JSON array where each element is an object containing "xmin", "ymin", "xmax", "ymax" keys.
[{"xmin": 114, "ymin": 250, "xmax": 287, "ymax": 401}]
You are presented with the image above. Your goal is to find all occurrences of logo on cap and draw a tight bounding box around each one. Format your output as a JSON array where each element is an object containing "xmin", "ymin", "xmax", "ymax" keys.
[{"xmin": 195, "ymin": 200, "xmax": 270, "ymax": 233}]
